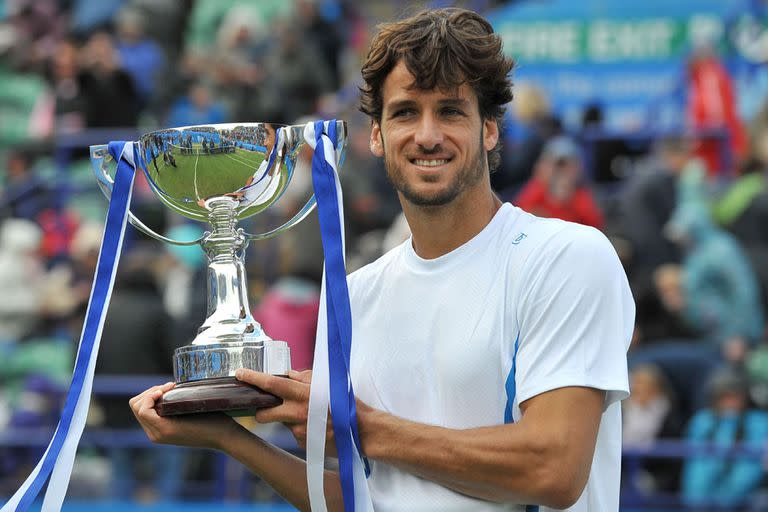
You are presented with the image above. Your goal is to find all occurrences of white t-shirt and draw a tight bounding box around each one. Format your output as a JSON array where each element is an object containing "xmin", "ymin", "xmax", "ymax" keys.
[{"xmin": 348, "ymin": 203, "xmax": 635, "ymax": 512}]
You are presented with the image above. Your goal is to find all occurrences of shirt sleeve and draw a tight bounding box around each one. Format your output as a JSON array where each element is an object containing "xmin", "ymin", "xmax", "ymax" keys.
[{"xmin": 513, "ymin": 224, "xmax": 635, "ymax": 409}]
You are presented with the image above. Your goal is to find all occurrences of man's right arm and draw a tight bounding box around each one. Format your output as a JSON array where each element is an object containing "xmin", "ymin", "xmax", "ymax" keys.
[
  {"xmin": 219, "ymin": 423, "xmax": 343, "ymax": 511},
  {"xmin": 129, "ymin": 382, "xmax": 343, "ymax": 512}
]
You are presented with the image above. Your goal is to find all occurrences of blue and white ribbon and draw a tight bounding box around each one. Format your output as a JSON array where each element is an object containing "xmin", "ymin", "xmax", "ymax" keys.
[
  {"xmin": 305, "ymin": 121, "xmax": 373, "ymax": 512},
  {"xmin": 2, "ymin": 142, "xmax": 136, "ymax": 512}
]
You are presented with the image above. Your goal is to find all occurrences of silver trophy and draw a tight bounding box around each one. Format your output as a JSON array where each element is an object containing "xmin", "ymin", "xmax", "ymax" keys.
[{"xmin": 90, "ymin": 121, "xmax": 346, "ymax": 415}]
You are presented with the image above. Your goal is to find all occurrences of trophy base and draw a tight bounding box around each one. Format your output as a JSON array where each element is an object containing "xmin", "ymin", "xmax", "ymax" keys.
[{"xmin": 155, "ymin": 376, "xmax": 282, "ymax": 417}]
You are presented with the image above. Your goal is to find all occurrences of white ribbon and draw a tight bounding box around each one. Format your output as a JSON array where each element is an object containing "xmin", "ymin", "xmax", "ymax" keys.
[
  {"xmin": 2, "ymin": 143, "xmax": 136, "ymax": 512},
  {"xmin": 304, "ymin": 122, "xmax": 373, "ymax": 512}
]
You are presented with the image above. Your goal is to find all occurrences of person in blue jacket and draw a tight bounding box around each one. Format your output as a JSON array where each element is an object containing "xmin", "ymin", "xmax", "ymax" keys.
[{"xmin": 683, "ymin": 368, "xmax": 768, "ymax": 508}]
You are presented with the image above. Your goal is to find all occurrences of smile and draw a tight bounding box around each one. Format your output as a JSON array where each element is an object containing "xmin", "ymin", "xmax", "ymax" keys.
[{"xmin": 412, "ymin": 158, "xmax": 451, "ymax": 167}]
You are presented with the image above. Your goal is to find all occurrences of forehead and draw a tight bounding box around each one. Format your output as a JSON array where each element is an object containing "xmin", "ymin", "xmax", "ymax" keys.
[{"xmin": 381, "ymin": 61, "xmax": 476, "ymax": 107}]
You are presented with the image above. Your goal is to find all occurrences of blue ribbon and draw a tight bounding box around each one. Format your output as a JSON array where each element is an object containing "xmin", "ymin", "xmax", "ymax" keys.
[
  {"xmin": 13, "ymin": 142, "xmax": 135, "ymax": 511},
  {"xmin": 310, "ymin": 121, "xmax": 366, "ymax": 511}
]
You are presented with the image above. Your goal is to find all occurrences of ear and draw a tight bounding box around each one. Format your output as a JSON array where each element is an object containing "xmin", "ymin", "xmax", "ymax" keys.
[
  {"xmin": 370, "ymin": 121, "xmax": 384, "ymax": 157},
  {"xmin": 483, "ymin": 118, "xmax": 499, "ymax": 152}
]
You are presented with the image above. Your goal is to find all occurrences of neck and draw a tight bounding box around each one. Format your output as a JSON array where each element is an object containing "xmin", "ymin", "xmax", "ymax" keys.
[{"xmin": 402, "ymin": 181, "xmax": 502, "ymax": 260}]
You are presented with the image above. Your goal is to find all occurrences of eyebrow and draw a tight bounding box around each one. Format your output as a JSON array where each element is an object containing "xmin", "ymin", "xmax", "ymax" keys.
[
  {"xmin": 385, "ymin": 99, "xmax": 417, "ymax": 112},
  {"xmin": 385, "ymin": 98, "xmax": 472, "ymax": 112}
]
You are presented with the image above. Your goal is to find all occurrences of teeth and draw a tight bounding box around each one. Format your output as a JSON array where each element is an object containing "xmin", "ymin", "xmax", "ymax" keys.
[{"xmin": 414, "ymin": 159, "xmax": 448, "ymax": 167}]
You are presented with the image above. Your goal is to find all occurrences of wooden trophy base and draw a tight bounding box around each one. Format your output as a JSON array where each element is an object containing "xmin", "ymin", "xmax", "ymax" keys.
[{"xmin": 155, "ymin": 376, "xmax": 282, "ymax": 417}]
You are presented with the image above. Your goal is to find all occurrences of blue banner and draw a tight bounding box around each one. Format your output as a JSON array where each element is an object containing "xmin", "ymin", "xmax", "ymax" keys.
[{"xmin": 488, "ymin": 0, "xmax": 768, "ymax": 130}]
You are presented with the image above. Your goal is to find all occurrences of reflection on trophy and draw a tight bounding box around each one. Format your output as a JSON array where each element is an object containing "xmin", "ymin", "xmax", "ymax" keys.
[{"xmin": 89, "ymin": 121, "xmax": 347, "ymax": 416}]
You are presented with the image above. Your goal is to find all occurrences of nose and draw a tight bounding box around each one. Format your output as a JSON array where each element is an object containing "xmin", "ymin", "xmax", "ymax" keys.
[{"xmin": 413, "ymin": 113, "xmax": 444, "ymax": 150}]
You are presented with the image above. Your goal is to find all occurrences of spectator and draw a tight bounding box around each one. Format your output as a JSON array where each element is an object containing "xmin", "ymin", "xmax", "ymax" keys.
[
  {"xmin": 211, "ymin": 6, "xmax": 270, "ymax": 120},
  {"xmin": 184, "ymin": 0, "xmax": 292, "ymax": 55},
  {"xmin": 114, "ymin": 8, "xmax": 166, "ymax": 105},
  {"xmin": 618, "ymin": 135, "xmax": 690, "ymax": 277},
  {"xmin": 166, "ymin": 82, "xmax": 227, "ymax": 127},
  {"xmin": 0, "ymin": 149, "xmax": 50, "ymax": 221},
  {"xmin": 665, "ymin": 192, "xmax": 765, "ymax": 362},
  {"xmin": 514, "ymin": 135, "xmax": 605, "ymax": 229},
  {"xmin": 495, "ymin": 83, "xmax": 561, "ymax": 195},
  {"xmin": 4, "ymin": 1, "xmax": 66, "ymax": 71},
  {"xmin": 618, "ymin": 135, "xmax": 692, "ymax": 344},
  {"xmin": 648, "ymin": 264, "xmax": 702, "ymax": 343},
  {"xmin": 623, "ymin": 364, "xmax": 684, "ymax": 493},
  {"xmin": 0, "ymin": 219, "xmax": 45, "ymax": 343},
  {"xmin": 253, "ymin": 276, "xmax": 320, "ymax": 372},
  {"xmin": 47, "ymin": 38, "xmax": 87, "ymax": 134},
  {"xmin": 95, "ymin": 247, "xmax": 181, "ymax": 500},
  {"xmin": 686, "ymin": 41, "xmax": 748, "ymax": 175},
  {"xmin": 36, "ymin": 206, "xmax": 80, "ymax": 264},
  {"xmin": 78, "ymin": 31, "xmax": 140, "ymax": 127},
  {"xmin": 295, "ymin": 0, "xmax": 343, "ymax": 89},
  {"xmin": 255, "ymin": 19, "xmax": 333, "ymax": 123},
  {"xmin": 713, "ymin": 128, "xmax": 768, "ymax": 315},
  {"xmin": 59, "ymin": 222, "xmax": 105, "ymax": 324},
  {"xmin": 682, "ymin": 368, "xmax": 768, "ymax": 509},
  {"xmin": 624, "ymin": 364, "xmax": 684, "ymax": 448}
]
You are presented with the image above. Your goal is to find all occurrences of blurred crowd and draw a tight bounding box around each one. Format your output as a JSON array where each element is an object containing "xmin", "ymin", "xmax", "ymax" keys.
[{"xmin": 1, "ymin": 0, "xmax": 768, "ymax": 508}]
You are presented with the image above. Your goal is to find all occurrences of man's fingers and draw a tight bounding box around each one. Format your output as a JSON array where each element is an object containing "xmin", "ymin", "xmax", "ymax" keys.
[
  {"xmin": 288, "ymin": 369, "xmax": 313, "ymax": 384},
  {"xmin": 253, "ymin": 401, "xmax": 307, "ymax": 424},
  {"xmin": 235, "ymin": 369, "xmax": 308, "ymax": 401},
  {"xmin": 130, "ymin": 383, "xmax": 175, "ymax": 426},
  {"xmin": 129, "ymin": 382, "xmax": 174, "ymax": 409},
  {"xmin": 136, "ymin": 389, "xmax": 163, "ymax": 418}
]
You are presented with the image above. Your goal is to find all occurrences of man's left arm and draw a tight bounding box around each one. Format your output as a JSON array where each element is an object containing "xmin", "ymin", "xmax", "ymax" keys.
[
  {"xmin": 358, "ymin": 385, "xmax": 604, "ymax": 510},
  {"xmin": 241, "ymin": 370, "xmax": 603, "ymax": 510}
]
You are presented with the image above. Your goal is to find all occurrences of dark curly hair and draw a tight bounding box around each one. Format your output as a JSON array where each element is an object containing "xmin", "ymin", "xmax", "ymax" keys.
[{"xmin": 360, "ymin": 8, "xmax": 514, "ymax": 170}]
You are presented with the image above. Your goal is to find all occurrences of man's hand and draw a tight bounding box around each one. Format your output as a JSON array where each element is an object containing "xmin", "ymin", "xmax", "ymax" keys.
[
  {"xmin": 129, "ymin": 382, "xmax": 241, "ymax": 450},
  {"xmin": 132, "ymin": 378, "xmax": 345, "ymax": 511},
  {"xmin": 235, "ymin": 369, "xmax": 335, "ymax": 452}
]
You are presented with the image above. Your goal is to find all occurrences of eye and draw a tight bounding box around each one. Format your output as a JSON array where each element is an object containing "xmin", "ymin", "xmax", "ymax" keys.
[
  {"xmin": 441, "ymin": 107, "xmax": 466, "ymax": 117},
  {"xmin": 391, "ymin": 108, "xmax": 415, "ymax": 119}
]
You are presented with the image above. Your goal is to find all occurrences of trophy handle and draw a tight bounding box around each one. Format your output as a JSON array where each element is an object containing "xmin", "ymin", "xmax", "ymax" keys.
[
  {"xmin": 245, "ymin": 120, "xmax": 348, "ymax": 241},
  {"xmin": 243, "ymin": 196, "xmax": 317, "ymax": 241},
  {"xmin": 90, "ymin": 144, "xmax": 204, "ymax": 247}
]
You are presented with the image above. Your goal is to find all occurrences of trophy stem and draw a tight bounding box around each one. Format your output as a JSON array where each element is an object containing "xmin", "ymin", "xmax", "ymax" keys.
[
  {"xmin": 193, "ymin": 196, "xmax": 268, "ymax": 345},
  {"xmin": 162, "ymin": 195, "xmax": 291, "ymax": 413}
]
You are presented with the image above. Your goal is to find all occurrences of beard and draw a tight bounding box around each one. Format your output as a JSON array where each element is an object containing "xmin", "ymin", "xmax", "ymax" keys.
[{"xmin": 383, "ymin": 129, "xmax": 487, "ymax": 207}]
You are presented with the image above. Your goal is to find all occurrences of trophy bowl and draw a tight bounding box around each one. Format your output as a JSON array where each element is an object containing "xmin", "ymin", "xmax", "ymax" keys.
[{"xmin": 90, "ymin": 121, "xmax": 347, "ymax": 415}]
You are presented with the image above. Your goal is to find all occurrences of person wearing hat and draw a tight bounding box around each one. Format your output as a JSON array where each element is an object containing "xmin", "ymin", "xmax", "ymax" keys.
[
  {"xmin": 682, "ymin": 368, "xmax": 768, "ymax": 508},
  {"xmin": 514, "ymin": 135, "xmax": 604, "ymax": 229}
]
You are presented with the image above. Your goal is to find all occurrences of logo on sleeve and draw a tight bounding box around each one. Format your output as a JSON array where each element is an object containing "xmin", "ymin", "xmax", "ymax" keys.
[{"xmin": 512, "ymin": 233, "xmax": 527, "ymax": 245}]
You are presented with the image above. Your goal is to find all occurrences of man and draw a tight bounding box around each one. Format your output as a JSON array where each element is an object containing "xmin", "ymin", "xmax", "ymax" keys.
[
  {"xmin": 615, "ymin": 135, "xmax": 691, "ymax": 344},
  {"xmin": 618, "ymin": 135, "xmax": 689, "ymax": 278},
  {"xmin": 130, "ymin": 8, "xmax": 634, "ymax": 511}
]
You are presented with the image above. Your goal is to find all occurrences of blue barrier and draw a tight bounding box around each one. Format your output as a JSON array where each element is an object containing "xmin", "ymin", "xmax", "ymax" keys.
[
  {"xmin": 3, "ymin": 374, "xmax": 767, "ymax": 508},
  {"xmin": 622, "ymin": 440, "xmax": 768, "ymax": 510}
]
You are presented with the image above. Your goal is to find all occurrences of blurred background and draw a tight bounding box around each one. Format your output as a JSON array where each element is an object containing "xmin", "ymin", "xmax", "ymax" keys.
[{"xmin": 1, "ymin": 0, "xmax": 768, "ymax": 510}]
